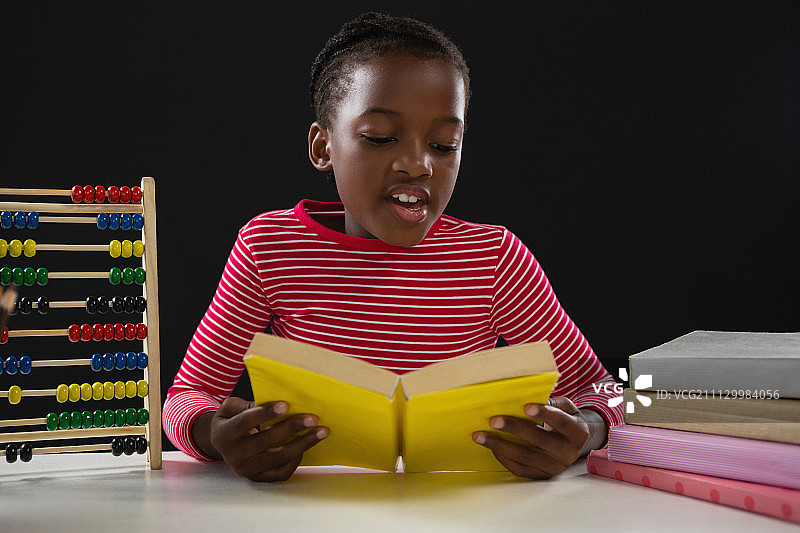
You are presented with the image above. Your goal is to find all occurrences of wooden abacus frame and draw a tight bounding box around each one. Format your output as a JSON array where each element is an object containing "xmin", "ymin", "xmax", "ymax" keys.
[{"xmin": 0, "ymin": 177, "xmax": 162, "ymax": 469}]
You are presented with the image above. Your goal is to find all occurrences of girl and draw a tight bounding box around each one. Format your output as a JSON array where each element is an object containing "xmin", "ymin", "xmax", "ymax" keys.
[{"xmin": 164, "ymin": 12, "xmax": 623, "ymax": 482}]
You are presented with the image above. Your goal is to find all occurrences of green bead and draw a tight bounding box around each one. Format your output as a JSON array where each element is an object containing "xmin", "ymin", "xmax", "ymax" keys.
[
  {"xmin": 0, "ymin": 266, "xmax": 11, "ymax": 285},
  {"xmin": 104, "ymin": 409, "xmax": 116, "ymax": 427},
  {"xmin": 36, "ymin": 267, "xmax": 48, "ymax": 286},
  {"xmin": 137, "ymin": 408, "xmax": 149, "ymax": 425},
  {"xmin": 46, "ymin": 412, "xmax": 59, "ymax": 431},
  {"xmin": 122, "ymin": 267, "xmax": 134, "ymax": 285},
  {"xmin": 115, "ymin": 409, "xmax": 126, "ymax": 427},
  {"xmin": 134, "ymin": 267, "xmax": 146, "ymax": 285},
  {"xmin": 59, "ymin": 412, "xmax": 71, "ymax": 430},
  {"xmin": 70, "ymin": 411, "xmax": 82, "ymax": 429},
  {"xmin": 109, "ymin": 267, "xmax": 122, "ymax": 285},
  {"xmin": 23, "ymin": 267, "xmax": 36, "ymax": 287},
  {"xmin": 93, "ymin": 410, "xmax": 105, "ymax": 428},
  {"xmin": 12, "ymin": 267, "xmax": 24, "ymax": 286},
  {"xmin": 125, "ymin": 407, "xmax": 138, "ymax": 426},
  {"xmin": 82, "ymin": 410, "xmax": 93, "ymax": 429}
]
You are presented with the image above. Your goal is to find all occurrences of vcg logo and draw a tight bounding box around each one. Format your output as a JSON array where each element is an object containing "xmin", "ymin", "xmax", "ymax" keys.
[{"xmin": 592, "ymin": 368, "xmax": 652, "ymax": 413}]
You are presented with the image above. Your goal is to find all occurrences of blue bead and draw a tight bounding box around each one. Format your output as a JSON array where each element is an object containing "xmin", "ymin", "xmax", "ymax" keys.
[
  {"xmin": 0, "ymin": 357, "xmax": 3, "ymax": 375},
  {"xmin": 137, "ymin": 352, "xmax": 148, "ymax": 369},
  {"xmin": 126, "ymin": 352, "xmax": 137, "ymax": 370},
  {"xmin": 14, "ymin": 211, "xmax": 27, "ymax": 229},
  {"xmin": 5, "ymin": 356, "xmax": 18, "ymax": 375},
  {"xmin": 91, "ymin": 353, "xmax": 103, "ymax": 371},
  {"xmin": 103, "ymin": 352, "xmax": 114, "ymax": 371},
  {"xmin": 115, "ymin": 352, "xmax": 126, "ymax": 370},
  {"xmin": 108, "ymin": 213, "xmax": 120, "ymax": 231},
  {"xmin": 0, "ymin": 211, "xmax": 11, "ymax": 229},
  {"xmin": 97, "ymin": 213, "xmax": 109, "ymax": 230},
  {"xmin": 19, "ymin": 356, "xmax": 32, "ymax": 374},
  {"xmin": 132, "ymin": 214, "xmax": 144, "ymax": 231},
  {"xmin": 120, "ymin": 213, "xmax": 132, "ymax": 231},
  {"xmin": 26, "ymin": 211, "xmax": 39, "ymax": 229}
]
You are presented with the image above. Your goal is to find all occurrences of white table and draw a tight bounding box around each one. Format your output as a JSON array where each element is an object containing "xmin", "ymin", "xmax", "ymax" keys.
[{"xmin": 0, "ymin": 451, "xmax": 795, "ymax": 532}]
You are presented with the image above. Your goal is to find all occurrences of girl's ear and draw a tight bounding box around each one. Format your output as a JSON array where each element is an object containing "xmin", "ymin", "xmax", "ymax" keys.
[{"xmin": 308, "ymin": 122, "xmax": 333, "ymax": 172}]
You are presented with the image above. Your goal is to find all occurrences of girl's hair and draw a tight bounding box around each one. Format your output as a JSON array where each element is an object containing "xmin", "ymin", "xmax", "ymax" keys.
[{"xmin": 309, "ymin": 11, "xmax": 471, "ymax": 129}]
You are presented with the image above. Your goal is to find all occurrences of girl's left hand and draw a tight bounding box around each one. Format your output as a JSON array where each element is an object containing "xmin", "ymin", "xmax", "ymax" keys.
[{"xmin": 472, "ymin": 396, "xmax": 602, "ymax": 479}]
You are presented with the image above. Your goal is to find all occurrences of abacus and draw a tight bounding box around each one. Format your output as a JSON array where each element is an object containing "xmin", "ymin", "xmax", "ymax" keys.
[{"xmin": 0, "ymin": 178, "xmax": 162, "ymax": 469}]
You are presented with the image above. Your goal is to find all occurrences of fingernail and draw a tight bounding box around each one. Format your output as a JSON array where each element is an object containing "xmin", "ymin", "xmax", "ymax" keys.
[
  {"xmin": 490, "ymin": 417, "xmax": 504, "ymax": 429},
  {"xmin": 274, "ymin": 402, "xmax": 288, "ymax": 415},
  {"xmin": 473, "ymin": 432, "xmax": 486, "ymax": 444},
  {"xmin": 304, "ymin": 415, "xmax": 317, "ymax": 427},
  {"xmin": 525, "ymin": 405, "xmax": 539, "ymax": 417},
  {"xmin": 316, "ymin": 427, "xmax": 329, "ymax": 439}
]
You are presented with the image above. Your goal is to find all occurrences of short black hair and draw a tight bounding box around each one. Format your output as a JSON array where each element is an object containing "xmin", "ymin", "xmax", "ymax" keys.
[{"xmin": 309, "ymin": 11, "xmax": 471, "ymax": 129}]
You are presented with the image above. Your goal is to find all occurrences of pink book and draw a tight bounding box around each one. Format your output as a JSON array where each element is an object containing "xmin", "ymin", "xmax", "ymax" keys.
[
  {"xmin": 607, "ymin": 424, "xmax": 800, "ymax": 490},
  {"xmin": 587, "ymin": 448, "xmax": 800, "ymax": 525}
]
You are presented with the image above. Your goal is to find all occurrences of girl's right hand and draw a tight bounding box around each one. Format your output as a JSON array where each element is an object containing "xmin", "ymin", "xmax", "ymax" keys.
[{"xmin": 209, "ymin": 397, "xmax": 329, "ymax": 482}]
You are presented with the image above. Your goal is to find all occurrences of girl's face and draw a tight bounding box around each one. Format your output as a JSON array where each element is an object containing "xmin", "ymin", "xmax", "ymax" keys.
[{"xmin": 309, "ymin": 54, "xmax": 466, "ymax": 247}]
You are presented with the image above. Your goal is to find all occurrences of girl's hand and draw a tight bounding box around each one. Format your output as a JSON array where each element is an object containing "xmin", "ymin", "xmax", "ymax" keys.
[
  {"xmin": 472, "ymin": 396, "xmax": 606, "ymax": 479},
  {"xmin": 205, "ymin": 397, "xmax": 329, "ymax": 482}
]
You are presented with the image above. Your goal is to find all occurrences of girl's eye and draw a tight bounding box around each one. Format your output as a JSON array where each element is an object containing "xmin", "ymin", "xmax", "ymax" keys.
[
  {"xmin": 431, "ymin": 143, "xmax": 458, "ymax": 154},
  {"xmin": 361, "ymin": 135, "xmax": 396, "ymax": 145}
]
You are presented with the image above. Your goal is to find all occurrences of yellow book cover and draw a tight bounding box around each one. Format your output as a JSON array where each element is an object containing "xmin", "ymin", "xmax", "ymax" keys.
[{"xmin": 243, "ymin": 333, "xmax": 560, "ymax": 473}]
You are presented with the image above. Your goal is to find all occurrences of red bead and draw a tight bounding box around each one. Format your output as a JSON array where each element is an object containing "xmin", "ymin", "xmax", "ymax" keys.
[
  {"xmin": 71, "ymin": 185, "xmax": 83, "ymax": 203},
  {"xmin": 135, "ymin": 323, "xmax": 147, "ymax": 340},
  {"xmin": 104, "ymin": 323, "xmax": 115, "ymax": 341},
  {"xmin": 92, "ymin": 323, "xmax": 104, "ymax": 341},
  {"xmin": 114, "ymin": 323, "xmax": 125, "ymax": 341},
  {"xmin": 131, "ymin": 186, "xmax": 142, "ymax": 203},
  {"xmin": 108, "ymin": 186, "xmax": 120, "ymax": 203},
  {"xmin": 83, "ymin": 185, "xmax": 95, "ymax": 203},
  {"xmin": 80, "ymin": 323, "xmax": 93, "ymax": 342},
  {"xmin": 94, "ymin": 185, "xmax": 106, "ymax": 203},
  {"xmin": 68, "ymin": 324, "xmax": 80, "ymax": 343},
  {"xmin": 0, "ymin": 326, "xmax": 8, "ymax": 344},
  {"xmin": 124, "ymin": 323, "xmax": 136, "ymax": 341},
  {"xmin": 119, "ymin": 186, "xmax": 131, "ymax": 203}
]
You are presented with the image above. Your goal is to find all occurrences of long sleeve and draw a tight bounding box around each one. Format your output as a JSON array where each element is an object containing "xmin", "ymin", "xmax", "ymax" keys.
[
  {"xmin": 490, "ymin": 228, "xmax": 624, "ymax": 428},
  {"xmin": 162, "ymin": 225, "xmax": 273, "ymax": 460}
]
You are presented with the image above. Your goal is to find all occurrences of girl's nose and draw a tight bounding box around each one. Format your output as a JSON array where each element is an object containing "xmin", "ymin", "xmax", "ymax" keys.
[{"xmin": 392, "ymin": 140, "xmax": 433, "ymax": 178}]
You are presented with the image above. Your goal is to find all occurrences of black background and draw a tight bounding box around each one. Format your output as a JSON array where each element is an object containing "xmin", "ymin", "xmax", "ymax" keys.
[{"xmin": 2, "ymin": 2, "xmax": 798, "ymax": 452}]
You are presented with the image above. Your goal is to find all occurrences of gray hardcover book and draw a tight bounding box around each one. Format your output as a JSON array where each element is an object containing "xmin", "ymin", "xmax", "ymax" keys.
[{"xmin": 628, "ymin": 331, "xmax": 800, "ymax": 399}]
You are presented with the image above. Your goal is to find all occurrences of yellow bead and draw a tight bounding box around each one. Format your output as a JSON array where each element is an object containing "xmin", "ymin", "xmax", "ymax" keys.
[
  {"xmin": 133, "ymin": 240, "xmax": 144, "ymax": 257},
  {"xmin": 114, "ymin": 381, "xmax": 125, "ymax": 400},
  {"xmin": 121, "ymin": 240, "xmax": 132, "ymax": 258},
  {"xmin": 56, "ymin": 384, "xmax": 69, "ymax": 403},
  {"xmin": 109, "ymin": 240, "xmax": 121, "ymax": 258},
  {"xmin": 23, "ymin": 239, "xmax": 36, "ymax": 257},
  {"xmin": 8, "ymin": 385, "xmax": 22, "ymax": 405},
  {"xmin": 68, "ymin": 383, "xmax": 81, "ymax": 402},
  {"xmin": 9, "ymin": 239, "xmax": 23, "ymax": 257},
  {"xmin": 103, "ymin": 381, "xmax": 115, "ymax": 400},
  {"xmin": 92, "ymin": 382, "xmax": 104, "ymax": 400},
  {"xmin": 137, "ymin": 380, "xmax": 149, "ymax": 398},
  {"xmin": 0, "ymin": 239, "xmax": 7, "ymax": 258},
  {"xmin": 125, "ymin": 380, "xmax": 137, "ymax": 398},
  {"xmin": 80, "ymin": 383, "xmax": 92, "ymax": 401}
]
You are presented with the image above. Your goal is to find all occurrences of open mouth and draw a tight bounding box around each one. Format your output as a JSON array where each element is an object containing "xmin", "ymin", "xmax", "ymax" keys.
[{"xmin": 387, "ymin": 192, "xmax": 429, "ymax": 223}]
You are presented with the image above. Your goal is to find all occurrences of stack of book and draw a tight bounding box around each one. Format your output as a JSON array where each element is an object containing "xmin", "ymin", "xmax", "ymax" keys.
[{"xmin": 587, "ymin": 331, "xmax": 800, "ymax": 524}]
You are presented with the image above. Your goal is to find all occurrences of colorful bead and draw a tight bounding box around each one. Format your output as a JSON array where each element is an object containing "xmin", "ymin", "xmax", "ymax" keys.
[
  {"xmin": 5, "ymin": 356, "xmax": 18, "ymax": 374},
  {"xmin": 126, "ymin": 351, "xmax": 137, "ymax": 370},
  {"xmin": 133, "ymin": 240, "xmax": 144, "ymax": 257},
  {"xmin": 125, "ymin": 323, "xmax": 136, "ymax": 340},
  {"xmin": 114, "ymin": 323, "xmax": 124, "ymax": 341},
  {"xmin": 80, "ymin": 323, "xmax": 92, "ymax": 342},
  {"xmin": 14, "ymin": 211, "xmax": 26, "ymax": 229},
  {"xmin": 107, "ymin": 186, "xmax": 120, "ymax": 203},
  {"xmin": 137, "ymin": 408, "xmax": 149, "ymax": 425},
  {"xmin": 114, "ymin": 381, "xmax": 125, "ymax": 400},
  {"xmin": 109, "ymin": 239, "xmax": 121, "ymax": 258},
  {"xmin": 19, "ymin": 356, "xmax": 32, "ymax": 374},
  {"xmin": 19, "ymin": 443, "xmax": 32, "ymax": 462},
  {"xmin": 126, "ymin": 407, "xmax": 138, "ymax": 426},
  {"xmin": 104, "ymin": 409, "xmax": 115, "ymax": 427},
  {"xmin": 23, "ymin": 239, "xmax": 36, "ymax": 257},
  {"xmin": 83, "ymin": 185, "xmax": 95, "ymax": 203},
  {"xmin": 115, "ymin": 352, "xmax": 126, "ymax": 370},
  {"xmin": 135, "ymin": 436, "xmax": 148, "ymax": 454},
  {"xmin": 56, "ymin": 384, "xmax": 69, "ymax": 402},
  {"xmin": 23, "ymin": 267, "xmax": 35, "ymax": 286},
  {"xmin": 103, "ymin": 323, "xmax": 114, "ymax": 341},
  {"xmin": 109, "ymin": 267, "xmax": 122, "ymax": 285},
  {"xmin": 136, "ymin": 323, "xmax": 147, "ymax": 340},
  {"xmin": 0, "ymin": 266, "xmax": 11, "ymax": 285},
  {"xmin": 111, "ymin": 296, "xmax": 123, "ymax": 313},
  {"xmin": 68, "ymin": 383, "xmax": 81, "ymax": 402},
  {"xmin": 86, "ymin": 297, "xmax": 99, "ymax": 314},
  {"xmin": 120, "ymin": 186, "xmax": 131, "ymax": 203},
  {"xmin": 123, "ymin": 437, "xmax": 136, "ymax": 455},
  {"xmin": 92, "ymin": 323, "xmax": 104, "ymax": 341},
  {"xmin": 102, "ymin": 352, "xmax": 114, "ymax": 370},
  {"xmin": 8, "ymin": 385, "xmax": 22, "ymax": 404},
  {"xmin": 0, "ymin": 211, "xmax": 12, "ymax": 229},
  {"xmin": 9, "ymin": 239, "xmax": 22, "ymax": 257},
  {"xmin": 67, "ymin": 324, "xmax": 80, "ymax": 342},
  {"xmin": 0, "ymin": 239, "xmax": 6, "ymax": 257},
  {"xmin": 120, "ymin": 239, "xmax": 132, "ymax": 258},
  {"xmin": 120, "ymin": 213, "xmax": 132, "ymax": 231},
  {"xmin": 70, "ymin": 411, "xmax": 82, "ymax": 429},
  {"xmin": 36, "ymin": 267, "xmax": 48, "ymax": 286},
  {"xmin": 125, "ymin": 380, "xmax": 137, "ymax": 398},
  {"xmin": 131, "ymin": 186, "xmax": 143, "ymax": 204},
  {"xmin": 111, "ymin": 437, "xmax": 123, "ymax": 456},
  {"xmin": 92, "ymin": 382, "xmax": 104, "ymax": 400},
  {"xmin": 59, "ymin": 411, "xmax": 71, "ymax": 429},
  {"xmin": 94, "ymin": 185, "xmax": 106, "ymax": 203},
  {"xmin": 71, "ymin": 185, "xmax": 83, "ymax": 203},
  {"xmin": 122, "ymin": 267, "xmax": 135, "ymax": 285},
  {"xmin": 26, "ymin": 211, "xmax": 39, "ymax": 229},
  {"xmin": 82, "ymin": 410, "xmax": 93, "ymax": 428},
  {"xmin": 108, "ymin": 213, "xmax": 120, "ymax": 230},
  {"xmin": 123, "ymin": 296, "xmax": 135, "ymax": 313},
  {"xmin": 114, "ymin": 408, "xmax": 126, "ymax": 426},
  {"xmin": 132, "ymin": 213, "xmax": 144, "ymax": 230},
  {"xmin": 90, "ymin": 353, "xmax": 102, "ymax": 371},
  {"xmin": 12, "ymin": 268, "xmax": 24, "ymax": 287},
  {"xmin": 137, "ymin": 380, "xmax": 149, "ymax": 397},
  {"xmin": 1, "ymin": 327, "xmax": 8, "ymax": 344},
  {"xmin": 80, "ymin": 382, "xmax": 92, "ymax": 401},
  {"xmin": 135, "ymin": 296, "xmax": 146, "ymax": 312},
  {"xmin": 97, "ymin": 213, "xmax": 109, "ymax": 230},
  {"xmin": 96, "ymin": 295, "xmax": 109, "ymax": 314},
  {"xmin": 103, "ymin": 382, "xmax": 114, "ymax": 401},
  {"xmin": 46, "ymin": 412, "xmax": 59, "ymax": 431},
  {"xmin": 93, "ymin": 409, "xmax": 104, "ymax": 427},
  {"xmin": 18, "ymin": 296, "xmax": 31, "ymax": 315},
  {"xmin": 134, "ymin": 267, "xmax": 146, "ymax": 285},
  {"xmin": 137, "ymin": 352, "xmax": 148, "ymax": 369},
  {"xmin": 5, "ymin": 444, "xmax": 18, "ymax": 463}
]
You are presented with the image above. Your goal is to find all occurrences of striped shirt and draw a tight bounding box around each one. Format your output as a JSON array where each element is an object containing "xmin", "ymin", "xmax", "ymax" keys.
[{"xmin": 164, "ymin": 199, "xmax": 624, "ymax": 460}]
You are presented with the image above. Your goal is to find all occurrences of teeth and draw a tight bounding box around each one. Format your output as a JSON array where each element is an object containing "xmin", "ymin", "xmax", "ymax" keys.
[{"xmin": 392, "ymin": 193, "xmax": 419, "ymax": 203}]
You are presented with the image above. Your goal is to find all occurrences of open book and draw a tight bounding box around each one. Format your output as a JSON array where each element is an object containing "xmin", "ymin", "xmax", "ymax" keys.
[{"xmin": 243, "ymin": 333, "xmax": 560, "ymax": 473}]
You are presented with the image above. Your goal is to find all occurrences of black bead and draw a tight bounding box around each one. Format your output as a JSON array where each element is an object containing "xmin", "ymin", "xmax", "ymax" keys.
[
  {"xmin": 36, "ymin": 296, "xmax": 49, "ymax": 314},
  {"xmin": 123, "ymin": 296, "xmax": 136, "ymax": 313},
  {"xmin": 135, "ymin": 296, "xmax": 146, "ymax": 313},
  {"xmin": 135, "ymin": 436, "xmax": 148, "ymax": 454},
  {"xmin": 85, "ymin": 296, "xmax": 98, "ymax": 314},
  {"xmin": 96, "ymin": 295, "xmax": 109, "ymax": 314},
  {"xmin": 5, "ymin": 444, "xmax": 18, "ymax": 463},
  {"xmin": 19, "ymin": 442, "xmax": 32, "ymax": 462},
  {"xmin": 111, "ymin": 296, "xmax": 124, "ymax": 313},
  {"xmin": 111, "ymin": 437, "xmax": 123, "ymax": 456},
  {"xmin": 18, "ymin": 297, "xmax": 32, "ymax": 315},
  {"xmin": 123, "ymin": 437, "xmax": 136, "ymax": 456}
]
